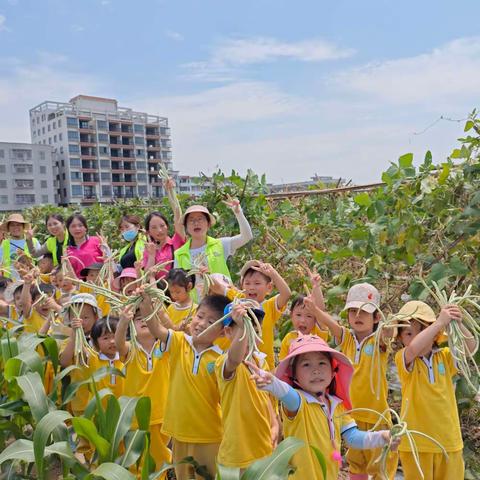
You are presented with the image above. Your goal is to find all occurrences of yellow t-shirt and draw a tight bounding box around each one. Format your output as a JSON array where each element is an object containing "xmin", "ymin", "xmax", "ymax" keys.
[
  {"xmin": 338, "ymin": 327, "xmax": 390, "ymax": 424},
  {"xmin": 215, "ymin": 353, "xmax": 273, "ymax": 467},
  {"xmin": 89, "ymin": 353, "xmax": 124, "ymax": 399},
  {"xmin": 162, "ymin": 331, "xmax": 223, "ymax": 443},
  {"xmin": 39, "ymin": 273, "xmax": 51, "ymax": 284},
  {"xmin": 279, "ymin": 327, "xmax": 329, "ymax": 361},
  {"xmin": 283, "ymin": 392, "xmax": 356, "ymax": 480},
  {"xmin": 24, "ymin": 310, "xmax": 47, "ymax": 333},
  {"xmin": 395, "ymin": 347, "xmax": 463, "ymax": 453},
  {"xmin": 78, "ymin": 285, "xmax": 111, "ymax": 317},
  {"xmin": 259, "ymin": 295, "xmax": 286, "ymax": 369},
  {"xmin": 166, "ymin": 302, "xmax": 197, "ymax": 325},
  {"xmin": 122, "ymin": 341, "xmax": 170, "ymax": 425}
]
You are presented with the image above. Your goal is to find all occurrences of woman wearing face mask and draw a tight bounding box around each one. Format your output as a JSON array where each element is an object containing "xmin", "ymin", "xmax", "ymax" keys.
[
  {"xmin": 118, "ymin": 215, "xmax": 145, "ymax": 270},
  {"xmin": 25, "ymin": 214, "xmax": 69, "ymax": 267}
]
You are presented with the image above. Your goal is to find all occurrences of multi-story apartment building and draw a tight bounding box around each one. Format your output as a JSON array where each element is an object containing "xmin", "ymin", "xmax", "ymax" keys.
[
  {"xmin": 177, "ymin": 175, "xmax": 211, "ymax": 197},
  {"xmin": 29, "ymin": 95, "xmax": 173, "ymax": 205},
  {"xmin": 0, "ymin": 142, "xmax": 56, "ymax": 211}
]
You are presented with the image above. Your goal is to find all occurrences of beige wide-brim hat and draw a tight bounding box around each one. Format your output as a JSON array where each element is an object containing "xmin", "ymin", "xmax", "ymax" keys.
[
  {"xmin": 180, "ymin": 205, "xmax": 216, "ymax": 226},
  {"xmin": 4, "ymin": 281, "xmax": 24, "ymax": 303},
  {"xmin": 0, "ymin": 213, "xmax": 30, "ymax": 232},
  {"xmin": 239, "ymin": 260, "xmax": 265, "ymax": 281}
]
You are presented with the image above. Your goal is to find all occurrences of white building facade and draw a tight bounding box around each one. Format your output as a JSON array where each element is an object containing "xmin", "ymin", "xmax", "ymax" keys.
[
  {"xmin": 0, "ymin": 142, "xmax": 56, "ymax": 211},
  {"xmin": 29, "ymin": 95, "xmax": 173, "ymax": 205}
]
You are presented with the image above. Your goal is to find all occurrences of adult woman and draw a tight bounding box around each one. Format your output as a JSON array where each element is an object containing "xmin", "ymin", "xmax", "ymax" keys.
[
  {"xmin": 142, "ymin": 179, "xmax": 186, "ymax": 279},
  {"xmin": 0, "ymin": 214, "xmax": 40, "ymax": 280},
  {"xmin": 26, "ymin": 214, "xmax": 69, "ymax": 267},
  {"xmin": 174, "ymin": 197, "xmax": 253, "ymax": 286},
  {"xmin": 118, "ymin": 215, "xmax": 145, "ymax": 270},
  {"xmin": 65, "ymin": 214, "xmax": 106, "ymax": 278}
]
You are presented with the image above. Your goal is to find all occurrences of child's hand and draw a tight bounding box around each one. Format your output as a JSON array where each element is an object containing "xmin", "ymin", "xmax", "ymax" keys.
[
  {"xmin": 307, "ymin": 267, "xmax": 322, "ymax": 288},
  {"xmin": 438, "ymin": 305, "xmax": 462, "ymax": 326},
  {"xmin": 119, "ymin": 304, "xmax": 134, "ymax": 324},
  {"xmin": 222, "ymin": 195, "xmax": 241, "ymax": 214},
  {"xmin": 245, "ymin": 360, "xmax": 274, "ymax": 388},
  {"xmin": 252, "ymin": 262, "xmax": 276, "ymax": 278},
  {"xmin": 71, "ymin": 317, "xmax": 83, "ymax": 329},
  {"xmin": 380, "ymin": 431, "xmax": 400, "ymax": 451},
  {"xmin": 164, "ymin": 178, "xmax": 175, "ymax": 191},
  {"xmin": 25, "ymin": 226, "xmax": 37, "ymax": 240},
  {"xmin": 44, "ymin": 297, "xmax": 59, "ymax": 311},
  {"xmin": 231, "ymin": 303, "xmax": 247, "ymax": 324},
  {"xmin": 302, "ymin": 295, "xmax": 318, "ymax": 315},
  {"xmin": 23, "ymin": 271, "xmax": 35, "ymax": 285}
]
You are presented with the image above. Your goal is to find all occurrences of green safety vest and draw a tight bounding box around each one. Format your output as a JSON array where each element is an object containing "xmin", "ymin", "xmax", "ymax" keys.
[
  {"xmin": 174, "ymin": 236, "xmax": 231, "ymax": 279},
  {"xmin": 1, "ymin": 238, "xmax": 35, "ymax": 278},
  {"xmin": 119, "ymin": 238, "xmax": 145, "ymax": 264},
  {"xmin": 45, "ymin": 232, "xmax": 69, "ymax": 266}
]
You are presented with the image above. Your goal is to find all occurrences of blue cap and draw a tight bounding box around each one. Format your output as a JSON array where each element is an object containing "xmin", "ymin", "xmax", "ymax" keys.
[{"xmin": 222, "ymin": 301, "xmax": 265, "ymax": 327}]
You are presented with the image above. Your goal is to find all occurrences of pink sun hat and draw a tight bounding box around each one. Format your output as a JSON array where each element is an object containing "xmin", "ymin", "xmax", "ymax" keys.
[
  {"xmin": 112, "ymin": 268, "xmax": 138, "ymax": 291},
  {"xmin": 275, "ymin": 334, "xmax": 354, "ymax": 409}
]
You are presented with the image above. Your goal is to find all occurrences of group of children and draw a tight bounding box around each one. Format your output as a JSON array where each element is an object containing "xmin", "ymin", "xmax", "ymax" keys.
[{"xmin": 0, "ymin": 238, "xmax": 477, "ymax": 480}]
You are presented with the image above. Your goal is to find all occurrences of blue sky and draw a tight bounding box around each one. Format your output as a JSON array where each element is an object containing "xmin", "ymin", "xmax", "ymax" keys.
[{"xmin": 1, "ymin": 0, "xmax": 479, "ymax": 183}]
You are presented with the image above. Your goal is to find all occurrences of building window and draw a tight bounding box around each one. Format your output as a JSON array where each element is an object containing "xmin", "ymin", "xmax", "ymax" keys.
[
  {"xmin": 99, "ymin": 146, "xmax": 109, "ymax": 155},
  {"xmin": 58, "ymin": 119, "xmax": 62, "ymax": 127},
  {"xmin": 37, "ymin": 129, "xmax": 40, "ymax": 136},
  {"xmin": 134, "ymin": 136, "xmax": 145, "ymax": 145},
  {"xmin": 40, "ymin": 166, "xmax": 47, "ymax": 174},
  {"xmin": 41, "ymin": 180, "xmax": 48, "ymax": 188},
  {"xmin": 71, "ymin": 185, "xmax": 83, "ymax": 197},
  {"xmin": 41, "ymin": 195, "xmax": 49, "ymax": 203},
  {"xmin": 97, "ymin": 120, "xmax": 107, "ymax": 130},
  {"xmin": 101, "ymin": 172, "xmax": 111, "ymax": 181},
  {"xmin": 59, "ymin": 133, "xmax": 63, "ymax": 141},
  {"xmin": 0, "ymin": 165, "xmax": 6, "ymax": 174},
  {"xmin": 136, "ymin": 149, "xmax": 145, "ymax": 157},
  {"xmin": 138, "ymin": 185, "xmax": 147, "ymax": 196},
  {"xmin": 100, "ymin": 160, "xmax": 110, "ymax": 169},
  {"xmin": 48, "ymin": 138, "xmax": 52, "ymax": 145},
  {"xmin": 98, "ymin": 133, "xmax": 109, "ymax": 143},
  {"xmin": 102, "ymin": 185, "xmax": 112, "ymax": 197},
  {"xmin": 0, "ymin": 180, "xmax": 6, "ymax": 188},
  {"xmin": 48, "ymin": 124, "xmax": 51, "ymax": 132},
  {"xmin": 68, "ymin": 131, "xmax": 79, "ymax": 141},
  {"xmin": 15, "ymin": 179, "xmax": 34, "ymax": 189},
  {"xmin": 0, "ymin": 195, "xmax": 8, "ymax": 204},
  {"xmin": 12, "ymin": 149, "xmax": 32, "ymax": 161},
  {"xmin": 53, "ymin": 121, "xmax": 56, "ymax": 129},
  {"xmin": 53, "ymin": 135, "xmax": 57, "ymax": 142},
  {"xmin": 39, "ymin": 151, "xmax": 45, "ymax": 160},
  {"xmin": 67, "ymin": 117, "xmax": 78, "ymax": 127},
  {"xmin": 136, "ymin": 161, "xmax": 146, "ymax": 170},
  {"xmin": 13, "ymin": 164, "xmax": 33, "ymax": 174},
  {"xmin": 71, "ymin": 172, "xmax": 81, "ymax": 181},
  {"xmin": 70, "ymin": 158, "xmax": 81, "ymax": 167},
  {"xmin": 15, "ymin": 194, "xmax": 35, "ymax": 204},
  {"xmin": 69, "ymin": 144, "xmax": 80, "ymax": 154},
  {"xmin": 0, "ymin": 150, "xmax": 4, "ymax": 158},
  {"xmin": 42, "ymin": 127, "xmax": 45, "ymax": 134},
  {"xmin": 137, "ymin": 173, "xmax": 147, "ymax": 182},
  {"xmin": 134, "ymin": 124, "xmax": 144, "ymax": 134}
]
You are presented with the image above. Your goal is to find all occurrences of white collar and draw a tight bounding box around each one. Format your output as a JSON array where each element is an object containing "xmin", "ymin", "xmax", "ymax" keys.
[
  {"xmin": 300, "ymin": 390, "xmax": 342, "ymax": 409},
  {"xmin": 98, "ymin": 352, "xmax": 120, "ymax": 361},
  {"xmin": 184, "ymin": 334, "xmax": 223, "ymax": 355}
]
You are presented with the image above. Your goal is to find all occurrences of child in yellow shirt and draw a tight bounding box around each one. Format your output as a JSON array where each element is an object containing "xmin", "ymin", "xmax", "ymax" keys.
[
  {"xmin": 313, "ymin": 283, "xmax": 398, "ymax": 480},
  {"xmin": 395, "ymin": 301, "xmax": 477, "ymax": 480},
  {"xmin": 239, "ymin": 260, "xmax": 291, "ymax": 368},
  {"xmin": 115, "ymin": 300, "xmax": 171, "ymax": 475},
  {"xmin": 0, "ymin": 280, "xmax": 29, "ymax": 326},
  {"xmin": 248, "ymin": 334, "xmax": 396, "ymax": 480},
  {"xmin": 279, "ymin": 270, "xmax": 329, "ymax": 360},
  {"xmin": 165, "ymin": 268, "xmax": 197, "ymax": 326},
  {"xmin": 215, "ymin": 300, "xmax": 276, "ymax": 470},
  {"xmin": 147, "ymin": 293, "xmax": 230, "ymax": 480}
]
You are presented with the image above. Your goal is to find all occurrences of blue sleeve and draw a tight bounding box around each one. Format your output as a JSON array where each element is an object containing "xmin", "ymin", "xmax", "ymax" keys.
[
  {"xmin": 279, "ymin": 386, "xmax": 301, "ymax": 412},
  {"xmin": 342, "ymin": 427, "xmax": 387, "ymax": 449}
]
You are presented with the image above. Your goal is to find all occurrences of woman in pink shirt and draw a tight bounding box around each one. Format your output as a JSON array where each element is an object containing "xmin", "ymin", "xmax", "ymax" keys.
[
  {"xmin": 142, "ymin": 180, "xmax": 186, "ymax": 279},
  {"xmin": 65, "ymin": 214, "xmax": 106, "ymax": 278}
]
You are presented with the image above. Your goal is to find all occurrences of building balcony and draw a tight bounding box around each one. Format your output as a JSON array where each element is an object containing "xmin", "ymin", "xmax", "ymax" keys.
[
  {"xmin": 81, "ymin": 181, "xmax": 98, "ymax": 186},
  {"xmin": 79, "ymin": 127, "xmax": 96, "ymax": 134},
  {"xmin": 147, "ymin": 145, "xmax": 160, "ymax": 151},
  {"xmin": 80, "ymin": 154, "xmax": 97, "ymax": 160},
  {"xmin": 80, "ymin": 141, "xmax": 96, "ymax": 147},
  {"xmin": 146, "ymin": 133, "xmax": 160, "ymax": 139},
  {"xmin": 121, "ymin": 143, "xmax": 134, "ymax": 149},
  {"xmin": 80, "ymin": 168, "xmax": 97, "ymax": 173},
  {"xmin": 112, "ymin": 181, "xmax": 137, "ymax": 186}
]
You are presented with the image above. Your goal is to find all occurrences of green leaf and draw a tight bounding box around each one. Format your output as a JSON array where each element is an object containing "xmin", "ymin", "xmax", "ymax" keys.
[
  {"xmin": 135, "ymin": 396, "xmax": 151, "ymax": 431},
  {"xmin": 84, "ymin": 388, "xmax": 115, "ymax": 419},
  {"xmin": 0, "ymin": 334, "xmax": 18, "ymax": 362},
  {"xmin": 353, "ymin": 193, "xmax": 372, "ymax": 207},
  {"xmin": 398, "ymin": 153, "xmax": 413, "ymax": 169},
  {"xmin": 85, "ymin": 462, "xmax": 135, "ymax": 480},
  {"xmin": 118, "ymin": 430, "xmax": 146, "ymax": 468},
  {"xmin": 109, "ymin": 396, "xmax": 142, "ymax": 461},
  {"xmin": 33, "ymin": 410, "xmax": 72, "ymax": 480},
  {"xmin": 310, "ymin": 445, "xmax": 327, "ymax": 480},
  {"xmin": 438, "ymin": 163, "xmax": 450, "ymax": 184},
  {"xmin": 217, "ymin": 464, "xmax": 241, "ymax": 480},
  {"xmin": 464, "ymin": 120, "xmax": 474, "ymax": 132},
  {"xmin": 16, "ymin": 371, "xmax": 50, "ymax": 422},
  {"xmin": 71, "ymin": 417, "xmax": 110, "ymax": 462},
  {"xmin": 4, "ymin": 350, "xmax": 44, "ymax": 381},
  {"xmin": 39, "ymin": 336, "xmax": 60, "ymax": 374},
  {"xmin": 0, "ymin": 439, "xmax": 74, "ymax": 465},
  {"xmin": 102, "ymin": 395, "xmax": 120, "ymax": 446},
  {"xmin": 241, "ymin": 437, "xmax": 304, "ymax": 479},
  {"xmin": 448, "ymin": 257, "xmax": 469, "ymax": 276}
]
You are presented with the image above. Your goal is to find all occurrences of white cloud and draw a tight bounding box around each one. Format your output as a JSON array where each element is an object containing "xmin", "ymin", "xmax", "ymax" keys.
[
  {"xmin": 165, "ymin": 30, "xmax": 184, "ymax": 42},
  {"xmin": 0, "ymin": 54, "xmax": 104, "ymax": 142},
  {"xmin": 0, "ymin": 14, "xmax": 8, "ymax": 31},
  {"xmin": 213, "ymin": 37, "xmax": 354, "ymax": 65},
  {"xmin": 71, "ymin": 24, "xmax": 85, "ymax": 32},
  {"xmin": 333, "ymin": 37, "xmax": 480, "ymax": 105},
  {"xmin": 182, "ymin": 36, "xmax": 354, "ymax": 82}
]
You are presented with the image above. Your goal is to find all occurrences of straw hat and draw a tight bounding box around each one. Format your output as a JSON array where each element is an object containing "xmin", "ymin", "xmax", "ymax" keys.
[
  {"xmin": 4, "ymin": 281, "xmax": 24, "ymax": 303},
  {"xmin": 0, "ymin": 213, "xmax": 30, "ymax": 232},
  {"xmin": 180, "ymin": 205, "xmax": 216, "ymax": 226},
  {"xmin": 344, "ymin": 283, "xmax": 381, "ymax": 314}
]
